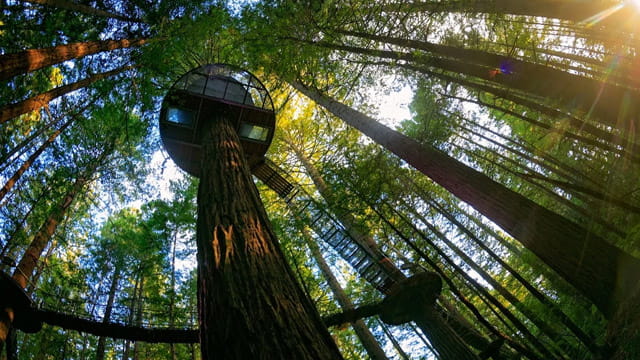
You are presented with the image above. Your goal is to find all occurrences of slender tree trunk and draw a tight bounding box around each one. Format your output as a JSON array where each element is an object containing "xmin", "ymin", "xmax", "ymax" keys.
[
  {"xmin": 404, "ymin": 64, "xmax": 635, "ymax": 148},
  {"xmin": 448, "ymin": 136, "xmax": 626, "ymax": 237},
  {"xmin": 196, "ymin": 114, "xmax": 343, "ymax": 359},
  {"xmin": 0, "ymin": 116, "xmax": 74, "ymax": 202},
  {"xmin": 290, "ymin": 80, "xmax": 640, "ymax": 319},
  {"xmin": 381, "ymin": 0, "xmax": 630, "ymax": 24},
  {"xmin": 23, "ymin": 0, "xmax": 143, "ymax": 22},
  {"xmin": 444, "ymin": 94, "xmax": 640, "ymax": 161},
  {"xmin": 302, "ymin": 228, "xmax": 389, "ymax": 360},
  {"xmin": 284, "ymin": 137, "xmax": 403, "ymax": 279},
  {"xmin": 132, "ymin": 276, "xmax": 144, "ymax": 360},
  {"xmin": 123, "ymin": 272, "xmax": 142, "ymax": 360},
  {"xmin": 169, "ymin": 231, "xmax": 178, "ymax": 360},
  {"xmin": 285, "ymin": 143, "xmax": 488, "ymax": 358},
  {"xmin": 410, "ymin": 207, "xmax": 573, "ymax": 357},
  {"xmin": 371, "ymin": 198, "xmax": 550, "ymax": 359},
  {"xmin": 0, "ymin": 117, "xmax": 62, "ymax": 171},
  {"xmin": 0, "ymin": 65, "xmax": 133, "ymax": 124},
  {"xmin": 420, "ymin": 194, "xmax": 600, "ymax": 353},
  {"xmin": 0, "ymin": 39, "xmax": 146, "ymax": 80},
  {"xmin": 304, "ymin": 39, "xmax": 640, "ymax": 138},
  {"xmin": 96, "ymin": 266, "xmax": 121, "ymax": 360},
  {"xmin": 0, "ymin": 143, "xmax": 111, "ymax": 346},
  {"xmin": 378, "ymin": 321, "xmax": 410, "ymax": 360},
  {"xmin": 453, "ymin": 122, "xmax": 638, "ymax": 215}
]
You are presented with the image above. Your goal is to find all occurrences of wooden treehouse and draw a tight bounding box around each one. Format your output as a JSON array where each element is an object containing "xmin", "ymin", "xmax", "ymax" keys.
[{"xmin": 159, "ymin": 64, "xmax": 276, "ymax": 177}]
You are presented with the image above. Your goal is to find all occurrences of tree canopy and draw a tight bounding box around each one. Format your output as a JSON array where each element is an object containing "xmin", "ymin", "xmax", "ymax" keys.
[{"xmin": 1, "ymin": 1, "xmax": 639, "ymax": 359}]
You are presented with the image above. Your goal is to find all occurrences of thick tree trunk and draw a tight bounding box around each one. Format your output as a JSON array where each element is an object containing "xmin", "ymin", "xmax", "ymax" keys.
[
  {"xmin": 302, "ymin": 228, "xmax": 389, "ymax": 360},
  {"xmin": 289, "ymin": 80, "xmax": 640, "ymax": 319},
  {"xmin": 0, "ymin": 65, "xmax": 133, "ymax": 124},
  {"xmin": 0, "ymin": 39, "xmax": 146, "ymax": 81},
  {"xmin": 196, "ymin": 114, "xmax": 343, "ymax": 359},
  {"xmin": 23, "ymin": 0, "xmax": 143, "ymax": 23},
  {"xmin": 0, "ymin": 116, "xmax": 74, "ymax": 202}
]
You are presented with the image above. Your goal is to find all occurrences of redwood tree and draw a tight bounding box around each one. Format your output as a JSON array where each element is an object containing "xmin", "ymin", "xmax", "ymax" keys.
[
  {"xmin": 195, "ymin": 114, "xmax": 343, "ymax": 359},
  {"xmin": 0, "ymin": 38, "xmax": 146, "ymax": 81},
  {"xmin": 288, "ymin": 80, "xmax": 640, "ymax": 320}
]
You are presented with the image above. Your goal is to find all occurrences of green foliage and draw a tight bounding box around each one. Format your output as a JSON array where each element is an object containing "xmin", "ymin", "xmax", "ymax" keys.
[{"xmin": 3, "ymin": 1, "xmax": 640, "ymax": 359}]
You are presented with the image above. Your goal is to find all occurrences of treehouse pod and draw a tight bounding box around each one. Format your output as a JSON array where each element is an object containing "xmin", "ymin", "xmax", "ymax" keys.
[{"xmin": 159, "ymin": 64, "xmax": 275, "ymax": 177}]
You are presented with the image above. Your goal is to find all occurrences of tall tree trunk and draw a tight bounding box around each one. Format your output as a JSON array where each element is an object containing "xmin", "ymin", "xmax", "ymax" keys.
[
  {"xmin": 419, "ymin": 194, "xmax": 600, "ymax": 353},
  {"xmin": 0, "ymin": 117, "xmax": 62, "ymax": 171},
  {"xmin": 284, "ymin": 141, "xmax": 484, "ymax": 358},
  {"xmin": 123, "ymin": 272, "xmax": 142, "ymax": 360},
  {"xmin": 0, "ymin": 38, "xmax": 146, "ymax": 81},
  {"xmin": 284, "ymin": 137, "xmax": 402, "ymax": 279},
  {"xmin": 381, "ymin": 0, "xmax": 631, "ymax": 24},
  {"xmin": 169, "ymin": 231, "xmax": 178, "ymax": 360},
  {"xmin": 302, "ymin": 227, "xmax": 389, "ymax": 360},
  {"xmin": 445, "ymin": 94, "xmax": 640, "ymax": 162},
  {"xmin": 0, "ymin": 65, "xmax": 133, "ymax": 124},
  {"xmin": 378, "ymin": 321, "xmax": 410, "ymax": 360},
  {"xmin": 405, "ymin": 64, "xmax": 635, "ymax": 149},
  {"xmin": 0, "ymin": 142, "xmax": 111, "ymax": 345},
  {"xmin": 0, "ymin": 116, "xmax": 74, "ymax": 202},
  {"xmin": 289, "ymin": 80, "xmax": 640, "ymax": 319},
  {"xmin": 304, "ymin": 39, "xmax": 640, "ymax": 139},
  {"xmin": 132, "ymin": 276, "xmax": 145, "ymax": 360},
  {"xmin": 96, "ymin": 266, "xmax": 121, "ymax": 360},
  {"xmin": 371, "ymin": 198, "xmax": 550, "ymax": 359},
  {"xmin": 196, "ymin": 114, "xmax": 343, "ymax": 359},
  {"xmin": 23, "ymin": 0, "xmax": 143, "ymax": 23}
]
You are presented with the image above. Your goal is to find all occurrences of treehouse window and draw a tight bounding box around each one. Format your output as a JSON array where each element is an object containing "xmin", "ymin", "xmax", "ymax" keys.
[
  {"xmin": 239, "ymin": 123, "xmax": 270, "ymax": 142},
  {"xmin": 167, "ymin": 108, "xmax": 194, "ymax": 126}
]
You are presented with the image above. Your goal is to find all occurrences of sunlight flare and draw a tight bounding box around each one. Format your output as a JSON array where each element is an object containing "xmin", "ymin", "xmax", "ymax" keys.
[{"xmin": 580, "ymin": 3, "xmax": 625, "ymax": 27}]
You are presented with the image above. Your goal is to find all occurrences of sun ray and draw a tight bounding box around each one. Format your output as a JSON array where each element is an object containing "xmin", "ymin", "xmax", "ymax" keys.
[{"xmin": 580, "ymin": 3, "xmax": 626, "ymax": 27}]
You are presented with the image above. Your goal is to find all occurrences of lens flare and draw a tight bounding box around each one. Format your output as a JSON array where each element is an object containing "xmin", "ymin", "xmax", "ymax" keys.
[{"xmin": 580, "ymin": 3, "xmax": 625, "ymax": 27}]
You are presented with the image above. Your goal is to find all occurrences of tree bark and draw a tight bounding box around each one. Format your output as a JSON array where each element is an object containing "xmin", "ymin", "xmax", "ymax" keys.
[
  {"xmin": 289, "ymin": 80, "xmax": 640, "ymax": 319},
  {"xmin": 196, "ymin": 114, "xmax": 343, "ymax": 359},
  {"xmin": 0, "ymin": 39, "xmax": 146, "ymax": 81},
  {"xmin": 0, "ymin": 65, "xmax": 133, "ymax": 124}
]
